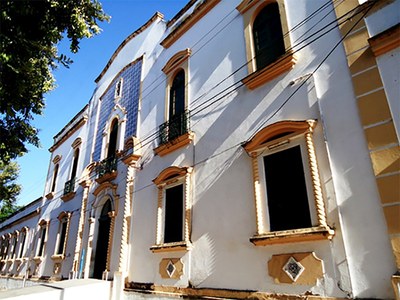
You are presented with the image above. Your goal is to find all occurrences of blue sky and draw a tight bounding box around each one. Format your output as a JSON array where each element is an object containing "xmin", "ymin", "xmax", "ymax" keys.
[{"xmin": 15, "ymin": 0, "xmax": 189, "ymax": 206}]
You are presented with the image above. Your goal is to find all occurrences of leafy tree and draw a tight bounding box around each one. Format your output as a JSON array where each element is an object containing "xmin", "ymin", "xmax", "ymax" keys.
[
  {"xmin": 0, "ymin": 0, "xmax": 109, "ymax": 164},
  {"xmin": 0, "ymin": 161, "xmax": 22, "ymax": 221}
]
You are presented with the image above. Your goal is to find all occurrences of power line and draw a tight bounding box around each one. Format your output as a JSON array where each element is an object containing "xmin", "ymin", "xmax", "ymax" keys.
[{"xmin": 13, "ymin": 0, "xmax": 369, "ymax": 218}]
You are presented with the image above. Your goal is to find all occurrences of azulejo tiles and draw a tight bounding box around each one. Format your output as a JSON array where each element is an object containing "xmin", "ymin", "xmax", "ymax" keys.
[
  {"xmin": 159, "ymin": 258, "xmax": 184, "ymax": 279},
  {"xmin": 268, "ymin": 252, "xmax": 323, "ymax": 285},
  {"xmin": 282, "ymin": 256, "xmax": 305, "ymax": 282}
]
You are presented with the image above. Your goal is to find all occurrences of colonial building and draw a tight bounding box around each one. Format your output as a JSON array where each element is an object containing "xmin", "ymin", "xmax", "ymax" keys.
[{"xmin": 1, "ymin": 0, "xmax": 399, "ymax": 299}]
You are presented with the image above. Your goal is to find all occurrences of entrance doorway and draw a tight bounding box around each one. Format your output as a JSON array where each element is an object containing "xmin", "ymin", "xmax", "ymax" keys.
[{"xmin": 93, "ymin": 199, "xmax": 112, "ymax": 279}]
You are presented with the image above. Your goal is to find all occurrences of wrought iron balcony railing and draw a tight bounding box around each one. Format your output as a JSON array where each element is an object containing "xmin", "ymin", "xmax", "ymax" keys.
[
  {"xmin": 159, "ymin": 111, "xmax": 190, "ymax": 145},
  {"xmin": 96, "ymin": 155, "xmax": 118, "ymax": 178},
  {"xmin": 63, "ymin": 178, "xmax": 75, "ymax": 196}
]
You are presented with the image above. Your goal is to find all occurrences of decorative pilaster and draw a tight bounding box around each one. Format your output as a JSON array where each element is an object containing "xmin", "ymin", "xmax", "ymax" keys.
[
  {"xmin": 184, "ymin": 169, "xmax": 192, "ymax": 242},
  {"xmin": 118, "ymin": 162, "xmax": 135, "ymax": 272},
  {"xmin": 72, "ymin": 180, "xmax": 91, "ymax": 277},
  {"xmin": 156, "ymin": 186, "xmax": 164, "ymax": 245},
  {"xmin": 83, "ymin": 217, "xmax": 95, "ymax": 279},
  {"xmin": 251, "ymin": 153, "xmax": 264, "ymax": 235},
  {"xmin": 106, "ymin": 211, "xmax": 116, "ymax": 272},
  {"xmin": 304, "ymin": 124, "xmax": 328, "ymax": 228}
]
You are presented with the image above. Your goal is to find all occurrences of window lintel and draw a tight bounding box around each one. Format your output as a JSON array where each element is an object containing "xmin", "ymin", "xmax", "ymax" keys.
[
  {"xmin": 243, "ymin": 120, "xmax": 316, "ymax": 154},
  {"xmin": 162, "ymin": 49, "xmax": 192, "ymax": 75},
  {"xmin": 153, "ymin": 166, "xmax": 192, "ymax": 186}
]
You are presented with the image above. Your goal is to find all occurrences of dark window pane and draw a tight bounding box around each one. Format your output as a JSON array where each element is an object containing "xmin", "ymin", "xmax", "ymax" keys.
[
  {"xmin": 253, "ymin": 3, "xmax": 285, "ymax": 70},
  {"xmin": 263, "ymin": 146, "xmax": 312, "ymax": 231},
  {"xmin": 70, "ymin": 148, "xmax": 79, "ymax": 180},
  {"xmin": 164, "ymin": 184, "xmax": 184, "ymax": 243},
  {"xmin": 38, "ymin": 227, "xmax": 47, "ymax": 256},
  {"xmin": 51, "ymin": 164, "xmax": 59, "ymax": 192},
  {"xmin": 107, "ymin": 119, "xmax": 119, "ymax": 158},
  {"xmin": 56, "ymin": 221, "xmax": 68, "ymax": 255},
  {"xmin": 169, "ymin": 70, "xmax": 185, "ymax": 118}
]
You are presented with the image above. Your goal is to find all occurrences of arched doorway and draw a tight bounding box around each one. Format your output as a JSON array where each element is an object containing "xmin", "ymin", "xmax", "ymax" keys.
[{"xmin": 93, "ymin": 199, "xmax": 112, "ymax": 279}]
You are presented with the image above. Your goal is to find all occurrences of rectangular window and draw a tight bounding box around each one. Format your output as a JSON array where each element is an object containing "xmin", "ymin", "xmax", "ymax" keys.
[
  {"xmin": 56, "ymin": 221, "xmax": 68, "ymax": 255},
  {"xmin": 37, "ymin": 227, "xmax": 47, "ymax": 257},
  {"xmin": 18, "ymin": 232, "xmax": 26, "ymax": 259},
  {"xmin": 164, "ymin": 184, "xmax": 184, "ymax": 243},
  {"xmin": 263, "ymin": 145, "xmax": 312, "ymax": 231}
]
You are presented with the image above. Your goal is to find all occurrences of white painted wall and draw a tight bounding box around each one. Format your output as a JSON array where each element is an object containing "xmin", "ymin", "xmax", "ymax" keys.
[{"xmin": 128, "ymin": 0, "xmax": 395, "ymax": 298}]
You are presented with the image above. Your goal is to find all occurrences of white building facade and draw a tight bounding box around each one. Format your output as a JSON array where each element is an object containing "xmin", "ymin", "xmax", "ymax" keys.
[{"xmin": 1, "ymin": 0, "xmax": 399, "ymax": 299}]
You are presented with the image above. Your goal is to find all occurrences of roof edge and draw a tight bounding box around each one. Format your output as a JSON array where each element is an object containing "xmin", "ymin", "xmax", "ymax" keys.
[{"xmin": 95, "ymin": 12, "xmax": 164, "ymax": 84}]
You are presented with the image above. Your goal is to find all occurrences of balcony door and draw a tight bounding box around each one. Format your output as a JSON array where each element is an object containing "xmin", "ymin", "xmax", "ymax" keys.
[{"xmin": 168, "ymin": 70, "xmax": 186, "ymax": 140}]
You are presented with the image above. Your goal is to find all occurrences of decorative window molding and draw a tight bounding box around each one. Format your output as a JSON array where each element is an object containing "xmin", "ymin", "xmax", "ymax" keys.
[
  {"xmin": 114, "ymin": 77, "xmax": 124, "ymax": 101},
  {"xmin": 47, "ymin": 156, "xmax": 61, "ymax": 199},
  {"xmin": 161, "ymin": 0, "xmax": 221, "ymax": 48},
  {"xmin": 237, "ymin": 0, "xmax": 295, "ymax": 89},
  {"xmin": 53, "ymin": 211, "xmax": 72, "ymax": 258},
  {"xmin": 155, "ymin": 50, "xmax": 193, "ymax": 156},
  {"xmin": 122, "ymin": 136, "xmax": 142, "ymax": 164},
  {"xmin": 35, "ymin": 219, "xmax": 49, "ymax": 259},
  {"xmin": 17, "ymin": 227, "xmax": 28, "ymax": 259},
  {"xmin": 151, "ymin": 166, "xmax": 193, "ymax": 253},
  {"xmin": 368, "ymin": 23, "xmax": 400, "ymax": 57},
  {"xmin": 243, "ymin": 120, "xmax": 334, "ymax": 245},
  {"xmin": 62, "ymin": 144, "xmax": 81, "ymax": 201}
]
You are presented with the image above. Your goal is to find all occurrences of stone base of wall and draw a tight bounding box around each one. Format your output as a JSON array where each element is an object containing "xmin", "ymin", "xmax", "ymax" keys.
[{"xmin": 124, "ymin": 283, "xmax": 346, "ymax": 300}]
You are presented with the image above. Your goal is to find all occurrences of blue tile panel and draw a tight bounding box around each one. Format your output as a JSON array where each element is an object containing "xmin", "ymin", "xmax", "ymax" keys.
[{"xmin": 93, "ymin": 59, "xmax": 142, "ymax": 162}]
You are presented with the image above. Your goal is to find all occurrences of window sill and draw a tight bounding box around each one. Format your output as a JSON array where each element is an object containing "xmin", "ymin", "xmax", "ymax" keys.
[
  {"xmin": 50, "ymin": 254, "xmax": 65, "ymax": 261},
  {"xmin": 150, "ymin": 241, "xmax": 192, "ymax": 253},
  {"xmin": 250, "ymin": 226, "xmax": 334, "ymax": 246},
  {"xmin": 95, "ymin": 171, "xmax": 118, "ymax": 184},
  {"xmin": 61, "ymin": 191, "xmax": 75, "ymax": 202},
  {"xmin": 45, "ymin": 192, "xmax": 54, "ymax": 200},
  {"xmin": 154, "ymin": 132, "xmax": 194, "ymax": 157},
  {"xmin": 242, "ymin": 53, "xmax": 296, "ymax": 90},
  {"xmin": 33, "ymin": 256, "xmax": 43, "ymax": 263}
]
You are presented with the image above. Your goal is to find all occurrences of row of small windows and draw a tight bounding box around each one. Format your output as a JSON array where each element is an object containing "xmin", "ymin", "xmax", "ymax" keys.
[{"xmin": 0, "ymin": 212, "xmax": 70, "ymax": 263}]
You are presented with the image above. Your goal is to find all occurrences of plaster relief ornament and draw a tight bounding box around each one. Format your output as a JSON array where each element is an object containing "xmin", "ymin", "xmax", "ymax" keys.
[{"xmin": 283, "ymin": 256, "xmax": 305, "ymax": 282}]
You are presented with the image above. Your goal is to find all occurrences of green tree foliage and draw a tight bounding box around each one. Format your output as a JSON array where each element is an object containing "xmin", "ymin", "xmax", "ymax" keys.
[
  {"xmin": 0, "ymin": 161, "xmax": 22, "ymax": 221},
  {"xmin": 0, "ymin": 0, "xmax": 109, "ymax": 164}
]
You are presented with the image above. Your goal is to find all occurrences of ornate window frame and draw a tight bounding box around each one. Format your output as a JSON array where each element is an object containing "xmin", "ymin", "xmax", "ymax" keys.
[
  {"xmin": 46, "ymin": 155, "xmax": 62, "ymax": 200},
  {"xmin": 52, "ymin": 211, "xmax": 72, "ymax": 260},
  {"xmin": 155, "ymin": 49, "xmax": 194, "ymax": 156},
  {"xmin": 114, "ymin": 77, "xmax": 124, "ymax": 101},
  {"xmin": 101, "ymin": 107, "xmax": 127, "ymax": 161},
  {"xmin": 62, "ymin": 138, "xmax": 82, "ymax": 201},
  {"xmin": 243, "ymin": 120, "xmax": 334, "ymax": 245},
  {"xmin": 17, "ymin": 227, "xmax": 28, "ymax": 260},
  {"xmin": 237, "ymin": 0, "xmax": 296, "ymax": 89},
  {"xmin": 150, "ymin": 166, "xmax": 193, "ymax": 253},
  {"xmin": 35, "ymin": 219, "xmax": 49, "ymax": 259}
]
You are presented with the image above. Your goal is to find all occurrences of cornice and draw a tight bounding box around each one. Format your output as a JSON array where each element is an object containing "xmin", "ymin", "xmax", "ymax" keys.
[{"xmin": 95, "ymin": 12, "xmax": 163, "ymax": 83}]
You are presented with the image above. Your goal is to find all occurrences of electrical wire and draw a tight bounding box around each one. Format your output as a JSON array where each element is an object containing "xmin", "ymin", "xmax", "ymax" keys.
[{"xmin": 4, "ymin": 0, "xmax": 374, "ymax": 235}]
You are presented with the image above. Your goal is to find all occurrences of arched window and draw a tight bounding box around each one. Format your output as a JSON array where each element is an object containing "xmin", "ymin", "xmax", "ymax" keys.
[
  {"xmin": 168, "ymin": 70, "xmax": 186, "ymax": 141},
  {"xmin": 70, "ymin": 148, "xmax": 80, "ymax": 181},
  {"xmin": 51, "ymin": 164, "xmax": 59, "ymax": 193},
  {"xmin": 252, "ymin": 2, "xmax": 285, "ymax": 70},
  {"xmin": 169, "ymin": 69, "xmax": 185, "ymax": 119},
  {"xmin": 107, "ymin": 119, "xmax": 119, "ymax": 158},
  {"xmin": 93, "ymin": 199, "xmax": 112, "ymax": 279}
]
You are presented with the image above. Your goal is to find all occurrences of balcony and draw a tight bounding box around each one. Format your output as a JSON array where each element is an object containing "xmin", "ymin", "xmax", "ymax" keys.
[
  {"xmin": 95, "ymin": 155, "xmax": 118, "ymax": 184},
  {"xmin": 61, "ymin": 178, "xmax": 76, "ymax": 201},
  {"xmin": 154, "ymin": 111, "xmax": 194, "ymax": 157}
]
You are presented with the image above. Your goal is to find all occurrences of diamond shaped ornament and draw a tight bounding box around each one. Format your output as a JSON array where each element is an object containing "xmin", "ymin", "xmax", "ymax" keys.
[
  {"xmin": 282, "ymin": 256, "xmax": 305, "ymax": 282},
  {"xmin": 166, "ymin": 260, "xmax": 176, "ymax": 278}
]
